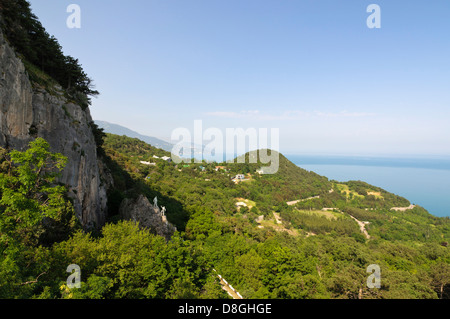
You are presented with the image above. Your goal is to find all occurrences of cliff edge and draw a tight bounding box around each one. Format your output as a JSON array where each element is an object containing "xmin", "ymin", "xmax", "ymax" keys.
[{"xmin": 0, "ymin": 29, "xmax": 109, "ymax": 229}]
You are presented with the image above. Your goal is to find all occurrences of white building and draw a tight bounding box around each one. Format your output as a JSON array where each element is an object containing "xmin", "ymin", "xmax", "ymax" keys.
[
  {"xmin": 231, "ymin": 174, "xmax": 246, "ymax": 184},
  {"xmin": 140, "ymin": 161, "xmax": 156, "ymax": 166}
]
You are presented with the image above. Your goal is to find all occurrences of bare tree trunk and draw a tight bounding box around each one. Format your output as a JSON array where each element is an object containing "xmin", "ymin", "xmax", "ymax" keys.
[{"xmin": 18, "ymin": 272, "xmax": 46, "ymax": 286}]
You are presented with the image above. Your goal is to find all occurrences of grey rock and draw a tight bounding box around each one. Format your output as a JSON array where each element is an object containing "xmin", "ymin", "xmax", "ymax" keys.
[
  {"xmin": 119, "ymin": 195, "xmax": 176, "ymax": 240},
  {"xmin": 0, "ymin": 30, "xmax": 109, "ymax": 229}
]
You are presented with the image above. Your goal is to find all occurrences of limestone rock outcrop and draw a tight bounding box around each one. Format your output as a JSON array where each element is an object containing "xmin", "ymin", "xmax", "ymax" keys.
[
  {"xmin": 0, "ymin": 29, "xmax": 109, "ymax": 229},
  {"xmin": 119, "ymin": 195, "xmax": 176, "ymax": 240}
]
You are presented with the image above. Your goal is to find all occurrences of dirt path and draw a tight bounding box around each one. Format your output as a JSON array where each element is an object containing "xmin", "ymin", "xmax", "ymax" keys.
[
  {"xmin": 272, "ymin": 212, "xmax": 283, "ymax": 224},
  {"xmin": 257, "ymin": 213, "xmax": 299, "ymax": 236},
  {"xmin": 285, "ymin": 192, "xmax": 373, "ymax": 239},
  {"xmin": 287, "ymin": 189, "xmax": 334, "ymax": 206},
  {"xmin": 391, "ymin": 205, "xmax": 416, "ymax": 212},
  {"xmin": 348, "ymin": 214, "xmax": 370, "ymax": 239},
  {"xmin": 318, "ymin": 208, "xmax": 371, "ymax": 240},
  {"xmin": 287, "ymin": 195, "xmax": 320, "ymax": 206}
]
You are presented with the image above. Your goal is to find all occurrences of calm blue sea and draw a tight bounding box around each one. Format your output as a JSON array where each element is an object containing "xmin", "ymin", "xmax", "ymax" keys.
[{"xmin": 286, "ymin": 155, "xmax": 450, "ymax": 218}]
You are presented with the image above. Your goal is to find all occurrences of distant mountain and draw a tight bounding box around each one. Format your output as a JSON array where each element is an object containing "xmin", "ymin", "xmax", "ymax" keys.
[{"xmin": 95, "ymin": 120, "xmax": 174, "ymax": 152}]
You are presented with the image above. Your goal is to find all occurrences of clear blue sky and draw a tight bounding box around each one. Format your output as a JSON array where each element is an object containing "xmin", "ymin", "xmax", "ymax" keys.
[{"xmin": 28, "ymin": 0, "xmax": 450, "ymax": 157}]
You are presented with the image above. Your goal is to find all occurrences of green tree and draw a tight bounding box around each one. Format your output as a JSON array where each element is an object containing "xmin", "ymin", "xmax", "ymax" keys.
[
  {"xmin": 429, "ymin": 262, "xmax": 450, "ymax": 299},
  {"xmin": 0, "ymin": 0, "xmax": 99, "ymax": 108},
  {"xmin": 0, "ymin": 138, "xmax": 75, "ymax": 247},
  {"xmin": 0, "ymin": 138, "xmax": 75, "ymax": 298}
]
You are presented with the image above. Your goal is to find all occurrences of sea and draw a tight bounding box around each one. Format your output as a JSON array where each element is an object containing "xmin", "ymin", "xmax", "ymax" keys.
[{"xmin": 286, "ymin": 155, "xmax": 450, "ymax": 218}]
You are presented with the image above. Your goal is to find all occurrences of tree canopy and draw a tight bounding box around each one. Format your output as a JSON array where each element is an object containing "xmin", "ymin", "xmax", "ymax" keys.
[
  {"xmin": 0, "ymin": 0, "xmax": 99, "ymax": 108},
  {"xmin": 0, "ymin": 135, "xmax": 449, "ymax": 299}
]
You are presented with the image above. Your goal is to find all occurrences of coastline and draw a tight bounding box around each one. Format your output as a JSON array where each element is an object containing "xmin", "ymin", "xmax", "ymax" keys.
[{"xmin": 287, "ymin": 156, "xmax": 450, "ymax": 218}]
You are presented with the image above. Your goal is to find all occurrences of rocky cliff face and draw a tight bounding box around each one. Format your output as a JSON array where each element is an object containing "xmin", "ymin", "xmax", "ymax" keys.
[
  {"xmin": 0, "ymin": 30, "xmax": 109, "ymax": 229},
  {"xmin": 119, "ymin": 195, "xmax": 176, "ymax": 240}
]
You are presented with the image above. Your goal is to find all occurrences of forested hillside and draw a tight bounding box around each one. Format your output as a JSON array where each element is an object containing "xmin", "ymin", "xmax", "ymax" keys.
[
  {"xmin": 0, "ymin": 0, "xmax": 448, "ymax": 300},
  {"xmin": 98, "ymin": 133, "xmax": 450, "ymax": 299},
  {"xmin": 2, "ymin": 132, "xmax": 448, "ymax": 299}
]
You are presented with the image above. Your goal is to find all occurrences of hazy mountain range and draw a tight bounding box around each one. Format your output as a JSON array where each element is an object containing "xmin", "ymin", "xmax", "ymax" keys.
[
  {"xmin": 95, "ymin": 120, "xmax": 174, "ymax": 152},
  {"xmin": 95, "ymin": 120, "xmax": 210, "ymax": 158}
]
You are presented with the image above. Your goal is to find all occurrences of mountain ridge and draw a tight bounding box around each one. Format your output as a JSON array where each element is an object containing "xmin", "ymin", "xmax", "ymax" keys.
[{"xmin": 95, "ymin": 120, "xmax": 174, "ymax": 152}]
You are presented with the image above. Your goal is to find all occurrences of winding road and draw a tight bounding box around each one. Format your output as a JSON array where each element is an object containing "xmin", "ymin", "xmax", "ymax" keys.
[{"xmin": 286, "ymin": 191, "xmax": 372, "ymax": 239}]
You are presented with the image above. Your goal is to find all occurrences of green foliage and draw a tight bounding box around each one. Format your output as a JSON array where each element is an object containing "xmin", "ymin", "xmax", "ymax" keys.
[
  {"xmin": 0, "ymin": 138, "xmax": 76, "ymax": 247},
  {"xmin": 0, "ymin": 138, "xmax": 77, "ymax": 298},
  {"xmin": 1, "ymin": 133, "xmax": 449, "ymax": 300},
  {"xmin": 0, "ymin": 0, "xmax": 99, "ymax": 108},
  {"xmin": 1, "ymin": 0, "xmax": 448, "ymax": 301},
  {"xmin": 52, "ymin": 221, "xmax": 225, "ymax": 299},
  {"xmin": 89, "ymin": 121, "xmax": 107, "ymax": 157},
  {"xmin": 281, "ymin": 209, "xmax": 359, "ymax": 236},
  {"xmin": 95, "ymin": 133, "xmax": 450, "ymax": 299}
]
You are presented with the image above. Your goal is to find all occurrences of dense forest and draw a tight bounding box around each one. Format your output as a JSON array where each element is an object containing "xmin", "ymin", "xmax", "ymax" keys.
[
  {"xmin": 1, "ymin": 134, "xmax": 449, "ymax": 299},
  {"xmin": 0, "ymin": 0, "xmax": 449, "ymax": 300},
  {"xmin": 99, "ymin": 134, "xmax": 450, "ymax": 299}
]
